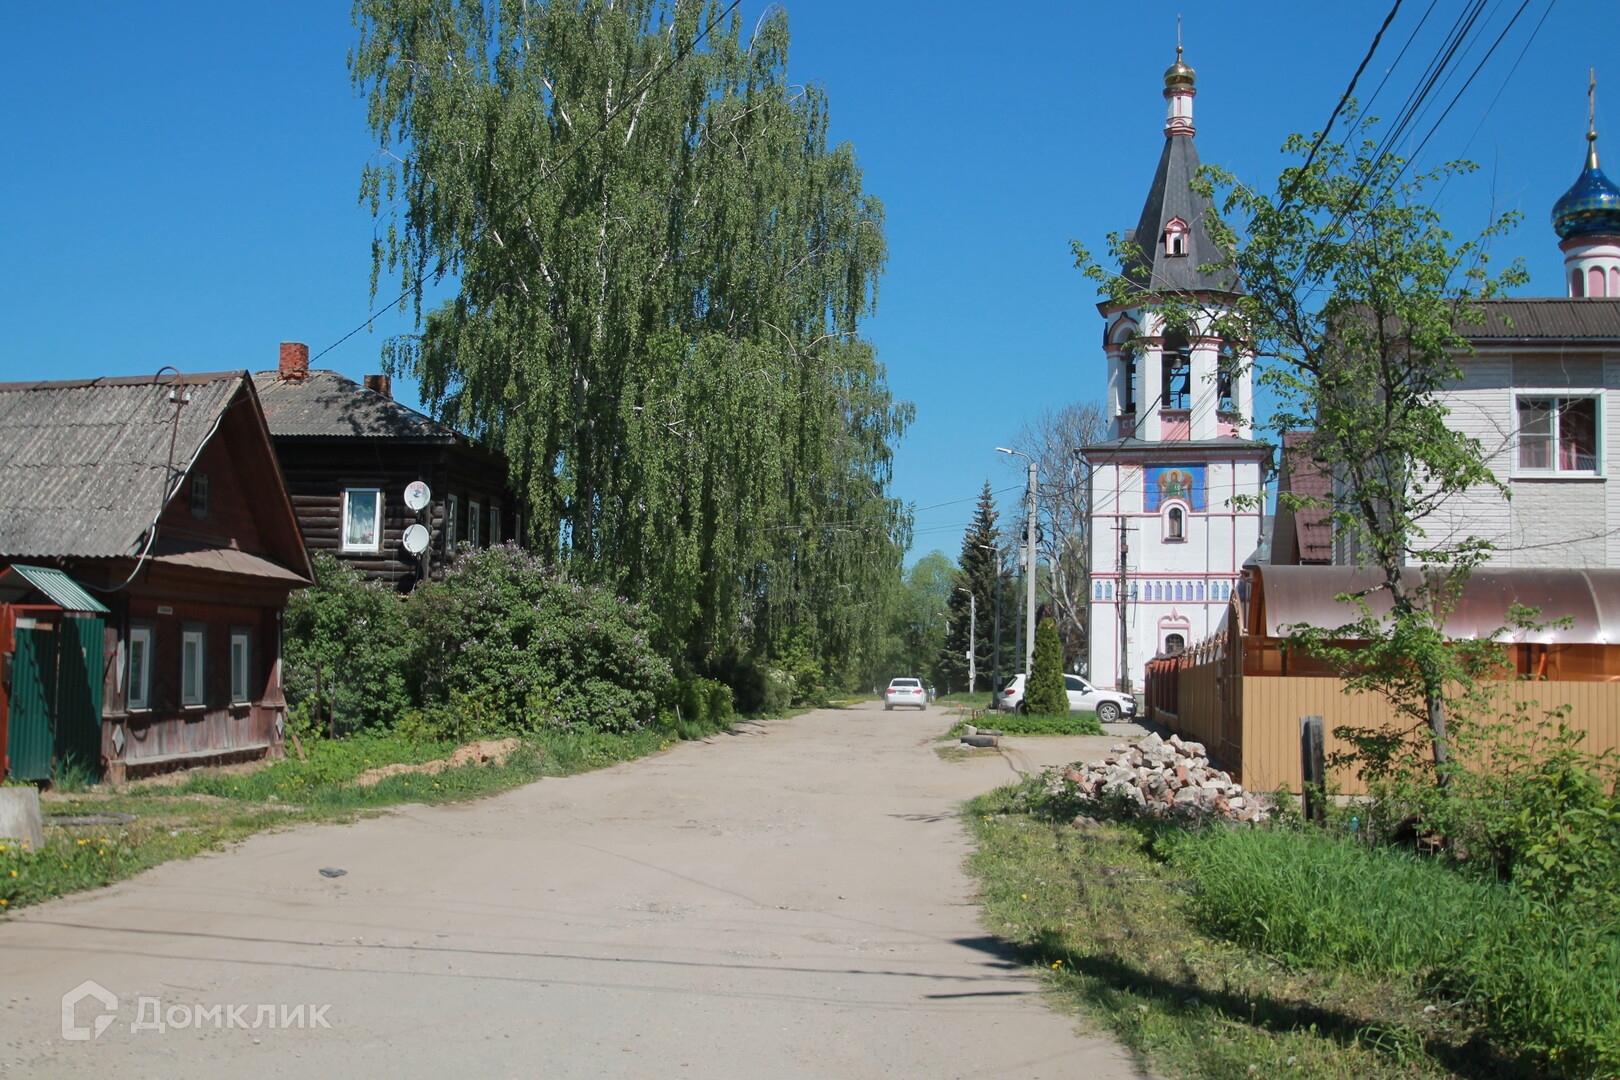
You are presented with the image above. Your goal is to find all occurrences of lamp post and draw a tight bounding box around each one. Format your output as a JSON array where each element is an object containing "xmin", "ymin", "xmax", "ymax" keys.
[
  {"xmin": 955, "ymin": 587, "xmax": 976, "ymax": 693},
  {"xmin": 997, "ymin": 447, "xmax": 1038, "ymax": 677}
]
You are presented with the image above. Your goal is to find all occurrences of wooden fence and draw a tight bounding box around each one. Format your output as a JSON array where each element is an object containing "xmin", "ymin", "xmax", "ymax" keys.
[{"xmin": 1145, "ymin": 648, "xmax": 1620, "ymax": 795}]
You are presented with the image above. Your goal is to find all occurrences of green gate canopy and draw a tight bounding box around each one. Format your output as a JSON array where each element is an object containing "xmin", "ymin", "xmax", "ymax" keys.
[{"xmin": 0, "ymin": 565, "xmax": 109, "ymax": 614}]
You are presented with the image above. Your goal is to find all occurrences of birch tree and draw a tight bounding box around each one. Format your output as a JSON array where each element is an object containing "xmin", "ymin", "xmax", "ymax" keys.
[{"xmin": 352, "ymin": 0, "xmax": 911, "ymax": 682}]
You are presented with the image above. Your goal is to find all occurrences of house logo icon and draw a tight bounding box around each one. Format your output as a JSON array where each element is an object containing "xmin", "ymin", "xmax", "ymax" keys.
[{"xmin": 61, "ymin": 980, "xmax": 118, "ymax": 1041}]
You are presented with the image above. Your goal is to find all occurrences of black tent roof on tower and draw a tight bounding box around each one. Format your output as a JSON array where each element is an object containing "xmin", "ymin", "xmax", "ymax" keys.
[{"xmin": 1120, "ymin": 51, "xmax": 1241, "ymax": 297}]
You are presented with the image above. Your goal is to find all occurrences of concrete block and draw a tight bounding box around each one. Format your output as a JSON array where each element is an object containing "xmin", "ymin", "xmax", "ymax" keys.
[{"xmin": 0, "ymin": 787, "xmax": 45, "ymax": 848}]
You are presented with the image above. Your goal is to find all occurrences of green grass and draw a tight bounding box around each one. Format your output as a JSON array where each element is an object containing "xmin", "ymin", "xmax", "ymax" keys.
[
  {"xmin": 963, "ymin": 779, "xmax": 1572, "ymax": 1080},
  {"xmin": 1, "ymin": 715, "xmax": 731, "ymax": 913},
  {"xmin": 990, "ymin": 712, "xmax": 1105, "ymax": 736}
]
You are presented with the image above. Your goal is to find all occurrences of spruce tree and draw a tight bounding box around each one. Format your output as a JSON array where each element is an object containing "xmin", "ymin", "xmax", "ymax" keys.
[{"xmin": 938, "ymin": 482, "xmax": 1011, "ymax": 693}]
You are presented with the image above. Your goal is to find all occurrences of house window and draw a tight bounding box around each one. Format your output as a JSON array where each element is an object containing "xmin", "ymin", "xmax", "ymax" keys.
[
  {"xmin": 127, "ymin": 625, "xmax": 153, "ymax": 710},
  {"xmin": 1164, "ymin": 218, "xmax": 1189, "ymax": 257},
  {"xmin": 1164, "ymin": 633, "xmax": 1186, "ymax": 654},
  {"xmin": 446, "ymin": 494, "xmax": 459, "ymax": 551},
  {"xmin": 1162, "ymin": 335, "xmax": 1191, "ymax": 409},
  {"xmin": 1167, "ymin": 506, "xmax": 1185, "ymax": 541},
  {"xmin": 489, "ymin": 505, "xmax": 501, "ymax": 545},
  {"xmin": 1196, "ymin": 581, "xmax": 1205, "ymax": 601},
  {"xmin": 181, "ymin": 626, "xmax": 205, "ymax": 706},
  {"xmin": 229, "ymin": 629, "xmax": 251, "ymax": 704},
  {"xmin": 1518, "ymin": 396, "xmax": 1599, "ymax": 473},
  {"xmin": 189, "ymin": 473, "xmax": 209, "ymax": 518},
  {"xmin": 469, "ymin": 501, "xmax": 482, "ymax": 547},
  {"xmin": 342, "ymin": 488, "xmax": 384, "ymax": 551}
]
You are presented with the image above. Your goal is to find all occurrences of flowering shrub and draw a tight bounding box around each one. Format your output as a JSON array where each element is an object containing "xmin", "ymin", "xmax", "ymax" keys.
[
  {"xmin": 283, "ymin": 553, "xmax": 413, "ymax": 735},
  {"xmin": 409, "ymin": 544, "xmax": 671, "ymax": 736}
]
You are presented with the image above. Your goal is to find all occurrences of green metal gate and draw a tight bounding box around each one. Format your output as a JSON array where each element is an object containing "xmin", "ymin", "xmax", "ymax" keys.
[
  {"xmin": 6, "ymin": 621, "xmax": 57, "ymax": 780},
  {"xmin": 4, "ymin": 614, "xmax": 105, "ymax": 782}
]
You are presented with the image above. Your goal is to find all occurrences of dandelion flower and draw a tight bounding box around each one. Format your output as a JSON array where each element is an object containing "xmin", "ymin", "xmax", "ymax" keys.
[{"xmin": 1020, "ymin": 894, "xmax": 1028, "ymax": 899}]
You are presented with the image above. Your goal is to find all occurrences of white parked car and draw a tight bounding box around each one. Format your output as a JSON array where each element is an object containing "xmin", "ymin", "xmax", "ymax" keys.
[
  {"xmin": 884, "ymin": 677, "xmax": 927, "ymax": 710},
  {"xmin": 995, "ymin": 674, "xmax": 1136, "ymax": 723}
]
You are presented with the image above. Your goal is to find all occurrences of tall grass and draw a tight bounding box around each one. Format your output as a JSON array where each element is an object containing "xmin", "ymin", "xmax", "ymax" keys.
[
  {"xmin": 1170, "ymin": 827, "xmax": 1511, "ymax": 975},
  {"xmin": 1170, "ymin": 825, "xmax": 1620, "ymax": 1078}
]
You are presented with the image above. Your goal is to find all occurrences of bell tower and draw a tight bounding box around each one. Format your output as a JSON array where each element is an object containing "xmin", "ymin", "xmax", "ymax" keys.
[{"xmin": 1082, "ymin": 47, "xmax": 1267, "ymax": 696}]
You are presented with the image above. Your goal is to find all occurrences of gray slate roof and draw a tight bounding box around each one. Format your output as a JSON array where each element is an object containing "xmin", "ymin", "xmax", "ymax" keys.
[
  {"xmin": 0, "ymin": 373, "xmax": 247, "ymax": 558},
  {"xmin": 253, "ymin": 370, "xmax": 462, "ymax": 440},
  {"xmin": 1122, "ymin": 133, "xmax": 1240, "ymax": 295},
  {"xmin": 1457, "ymin": 298, "xmax": 1620, "ymax": 340}
]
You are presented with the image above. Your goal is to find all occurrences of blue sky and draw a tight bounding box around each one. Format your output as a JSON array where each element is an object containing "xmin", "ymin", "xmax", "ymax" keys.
[{"xmin": 3, "ymin": 1, "xmax": 1607, "ymax": 560}]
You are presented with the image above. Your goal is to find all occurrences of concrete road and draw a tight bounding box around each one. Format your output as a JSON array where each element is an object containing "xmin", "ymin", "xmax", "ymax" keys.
[{"xmin": 1, "ymin": 702, "xmax": 1152, "ymax": 1079}]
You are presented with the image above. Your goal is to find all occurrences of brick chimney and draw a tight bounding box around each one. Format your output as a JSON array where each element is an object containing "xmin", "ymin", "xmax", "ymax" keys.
[
  {"xmin": 364, "ymin": 374, "xmax": 392, "ymax": 400},
  {"xmin": 279, "ymin": 342, "xmax": 309, "ymax": 383}
]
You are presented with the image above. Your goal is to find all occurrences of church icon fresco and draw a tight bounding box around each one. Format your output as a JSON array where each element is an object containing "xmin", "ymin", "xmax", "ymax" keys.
[{"xmin": 1145, "ymin": 465, "xmax": 1206, "ymax": 511}]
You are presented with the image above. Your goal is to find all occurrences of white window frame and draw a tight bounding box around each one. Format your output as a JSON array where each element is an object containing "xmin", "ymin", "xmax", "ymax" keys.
[
  {"xmin": 229, "ymin": 628, "xmax": 251, "ymax": 704},
  {"xmin": 341, "ymin": 488, "xmax": 385, "ymax": 552},
  {"xmin": 127, "ymin": 624, "xmax": 153, "ymax": 710},
  {"xmin": 469, "ymin": 500, "xmax": 482, "ymax": 547},
  {"xmin": 181, "ymin": 626, "xmax": 206, "ymax": 707},
  {"xmin": 1513, "ymin": 390, "xmax": 1603, "ymax": 478},
  {"xmin": 446, "ymin": 494, "xmax": 459, "ymax": 551},
  {"xmin": 489, "ymin": 505, "xmax": 501, "ymax": 545},
  {"xmin": 1161, "ymin": 499, "xmax": 1190, "ymax": 543}
]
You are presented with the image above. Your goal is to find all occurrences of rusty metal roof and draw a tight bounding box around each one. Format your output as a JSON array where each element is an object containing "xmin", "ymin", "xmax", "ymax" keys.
[
  {"xmin": 148, "ymin": 539, "xmax": 309, "ymax": 583},
  {"xmin": 252, "ymin": 369, "xmax": 464, "ymax": 440},
  {"xmin": 0, "ymin": 373, "xmax": 247, "ymax": 558},
  {"xmin": 1457, "ymin": 298, "xmax": 1620, "ymax": 340},
  {"xmin": 1253, "ymin": 565, "xmax": 1620, "ymax": 645}
]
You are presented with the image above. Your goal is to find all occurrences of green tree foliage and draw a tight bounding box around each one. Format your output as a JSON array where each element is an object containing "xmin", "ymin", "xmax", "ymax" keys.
[
  {"xmin": 1075, "ymin": 107, "xmax": 1526, "ymax": 777},
  {"xmin": 408, "ymin": 544, "xmax": 671, "ymax": 737},
  {"xmin": 1024, "ymin": 618, "xmax": 1067, "ymax": 716},
  {"xmin": 351, "ymin": 1, "xmax": 911, "ymax": 686},
  {"xmin": 938, "ymin": 483, "xmax": 1012, "ymax": 693},
  {"xmin": 867, "ymin": 550, "xmax": 952, "ymax": 687},
  {"xmin": 283, "ymin": 553, "xmax": 412, "ymax": 737}
]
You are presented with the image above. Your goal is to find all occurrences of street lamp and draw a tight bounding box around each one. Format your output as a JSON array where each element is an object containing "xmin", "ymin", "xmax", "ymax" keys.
[
  {"xmin": 996, "ymin": 447, "xmax": 1038, "ymax": 678},
  {"xmin": 955, "ymin": 587, "xmax": 976, "ymax": 693}
]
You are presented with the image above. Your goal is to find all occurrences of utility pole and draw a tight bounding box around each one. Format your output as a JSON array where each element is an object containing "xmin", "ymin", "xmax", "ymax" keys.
[
  {"xmin": 1115, "ymin": 519, "xmax": 1132, "ymax": 695},
  {"xmin": 955, "ymin": 587, "xmax": 977, "ymax": 693}
]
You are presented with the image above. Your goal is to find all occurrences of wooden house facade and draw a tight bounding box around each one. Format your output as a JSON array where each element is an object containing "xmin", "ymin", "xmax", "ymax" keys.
[
  {"xmin": 254, "ymin": 344, "xmax": 518, "ymax": 590},
  {"xmin": 0, "ymin": 372, "xmax": 311, "ymax": 781}
]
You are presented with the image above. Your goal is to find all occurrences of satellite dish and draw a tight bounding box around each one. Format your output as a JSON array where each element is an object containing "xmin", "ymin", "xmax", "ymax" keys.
[
  {"xmin": 404, "ymin": 481, "xmax": 431, "ymax": 511},
  {"xmin": 402, "ymin": 523, "xmax": 430, "ymax": 555}
]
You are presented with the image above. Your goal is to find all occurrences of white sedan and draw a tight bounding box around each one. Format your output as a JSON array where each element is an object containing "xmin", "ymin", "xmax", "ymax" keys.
[
  {"xmin": 884, "ymin": 678, "xmax": 927, "ymax": 710},
  {"xmin": 995, "ymin": 674, "xmax": 1136, "ymax": 723}
]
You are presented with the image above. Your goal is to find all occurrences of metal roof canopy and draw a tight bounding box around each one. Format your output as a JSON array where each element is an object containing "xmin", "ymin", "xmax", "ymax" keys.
[
  {"xmin": 0, "ymin": 565, "xmax": 110, "ymax": 613},
  {"xmin": 1253, "ymin": 566, "xmax": 1620, "ymax": 645}
]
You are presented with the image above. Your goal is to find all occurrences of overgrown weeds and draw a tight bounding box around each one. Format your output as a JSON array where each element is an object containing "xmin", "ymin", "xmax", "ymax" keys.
[{"xmin": 965, "ymin": 776, "xmax": 1618, "ymax": 1079}]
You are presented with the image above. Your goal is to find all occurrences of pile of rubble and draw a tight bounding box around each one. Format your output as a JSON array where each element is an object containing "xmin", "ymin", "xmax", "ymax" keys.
[{"xmin": 1052, "ymin": 732, "xmax": 1271, "ymax": 823}]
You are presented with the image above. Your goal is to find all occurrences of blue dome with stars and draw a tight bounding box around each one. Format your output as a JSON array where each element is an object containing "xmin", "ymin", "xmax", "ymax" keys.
[{"xmin": 1553, "ymin": 148, "xmax": 1620, "ymax": 240}]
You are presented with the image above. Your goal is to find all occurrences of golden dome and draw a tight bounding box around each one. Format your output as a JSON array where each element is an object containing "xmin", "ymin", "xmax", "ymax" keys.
[{"xmin": 1164, "ymin": 47, "xmax": 1195, "ymax": 89}]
